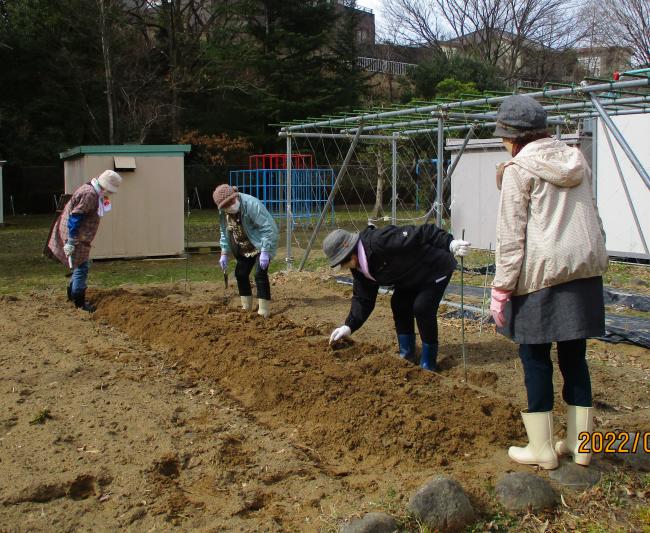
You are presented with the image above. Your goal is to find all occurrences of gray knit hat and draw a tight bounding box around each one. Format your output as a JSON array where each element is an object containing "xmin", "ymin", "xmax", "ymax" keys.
[
  {"xmin": 493, "ymin": 95, "xmax": 547, "ymax": 138},
  {"xmin": 322, "ymin": 229, "xmax": 359, "ymax": 267}
]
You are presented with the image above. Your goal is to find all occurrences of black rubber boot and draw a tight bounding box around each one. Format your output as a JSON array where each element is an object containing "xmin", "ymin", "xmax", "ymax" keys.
[{"xmin": 72, "ymin": 289, "xmax": 96, "ymax": 313}]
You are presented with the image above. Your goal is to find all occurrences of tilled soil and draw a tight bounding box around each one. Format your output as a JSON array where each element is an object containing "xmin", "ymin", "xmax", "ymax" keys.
[{"xmin": 1, "ymin": 270, "xmax": 648, "ymax": 532}]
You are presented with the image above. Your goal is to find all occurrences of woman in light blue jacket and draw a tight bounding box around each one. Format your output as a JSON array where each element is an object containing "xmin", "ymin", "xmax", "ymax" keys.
[{"xmin": 213, "ymin": 184, "xmax": 279, "ymax": 318}]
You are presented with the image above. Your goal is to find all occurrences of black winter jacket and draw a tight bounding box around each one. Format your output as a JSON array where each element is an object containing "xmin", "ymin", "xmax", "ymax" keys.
[{"xmin": 344, "ymin": 224, "xmax": 457, "ymax": 332}]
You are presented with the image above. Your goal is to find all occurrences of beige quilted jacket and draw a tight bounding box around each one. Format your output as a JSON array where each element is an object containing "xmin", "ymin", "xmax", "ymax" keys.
[{"xmin": 493, "ymin": 138, "xmax": 608, "ymax": 296}]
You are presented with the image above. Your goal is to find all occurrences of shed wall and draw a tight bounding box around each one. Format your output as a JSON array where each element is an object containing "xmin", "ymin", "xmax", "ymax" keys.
[
  {"xmin": 448, "ymin": 140, "xmax": 508, "ymax": 250},
  {"xmin": 596, "ymin": 114, "xmax": 650, "ymax": 258}
]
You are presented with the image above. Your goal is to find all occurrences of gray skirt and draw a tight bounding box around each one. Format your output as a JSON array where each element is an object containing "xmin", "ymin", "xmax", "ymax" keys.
[{"xmin": 499, "ymin": 276, "xmax": 605, "ymax": 345}]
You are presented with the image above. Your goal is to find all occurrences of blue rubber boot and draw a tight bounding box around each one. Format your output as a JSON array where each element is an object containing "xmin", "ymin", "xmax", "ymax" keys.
[
  {"xmin": 397, "ymin": 334, "xmax": 416, "ymax": 363},
  {"xmin": 420, "ymin": 342, "xmax": 439, "ymax": 371}
]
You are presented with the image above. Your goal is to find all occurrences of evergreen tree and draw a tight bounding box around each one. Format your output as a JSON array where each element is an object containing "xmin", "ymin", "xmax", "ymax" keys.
[{"xmin": 237, "ymin": 0, "xmax": 367, "ymax": 144}]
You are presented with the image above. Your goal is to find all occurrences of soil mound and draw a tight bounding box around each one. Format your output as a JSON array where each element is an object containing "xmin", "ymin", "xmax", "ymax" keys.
[{"xmin": 94, "ymin": 290, "xmax": 523, "ymax": 474}]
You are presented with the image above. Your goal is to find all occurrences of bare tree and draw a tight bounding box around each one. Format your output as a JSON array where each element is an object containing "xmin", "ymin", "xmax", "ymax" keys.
[
  {"xmin": 381, "ymin": 0, "xmax": 446, "ymax": 47},
  {"xmin": 384, "ymin": 0, "xmax": 584, "ymax": 80},
  {"xmin": 581, "ymin": 0, "xmax": 649, "ymax": 67},
  {"xmin": 371, "ymin": 147, "xmax": 387, "ymax": 218}
]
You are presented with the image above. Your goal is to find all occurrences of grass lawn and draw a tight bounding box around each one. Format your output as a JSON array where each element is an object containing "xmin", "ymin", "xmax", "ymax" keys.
[{"xmin": 1, "ymin": 211, "xmax": 648, "ymax": 295}]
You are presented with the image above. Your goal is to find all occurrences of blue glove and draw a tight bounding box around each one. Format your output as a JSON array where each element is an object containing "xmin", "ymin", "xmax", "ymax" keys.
[
  {"xmin": 259, "ymin": 251, "xmax": 270, "ymax": 270},
  {"xmin": 219, "ymin": 254, "xmax": 228, "ymax": 271}
]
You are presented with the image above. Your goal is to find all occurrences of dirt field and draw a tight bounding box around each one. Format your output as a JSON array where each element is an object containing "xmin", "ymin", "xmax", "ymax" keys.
[{"xmin": 1, "ymin": 270, "xmax": 648, "ymax": 532}]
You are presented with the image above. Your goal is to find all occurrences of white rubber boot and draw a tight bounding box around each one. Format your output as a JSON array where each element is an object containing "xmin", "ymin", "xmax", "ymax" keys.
[
  {"xmin": 257, "ymin": 298, "xmax": 271, "ymax": 318},
  {"xmin": 555, "ymin": 405, "xmax": 593, "ymax": 466},
  {"xmin": 508, "ymin": 411, "xmax": 559, "ymax": 470},
  {"xmin": 240, "ymin": 295, "xmax": 253, "ymax": 311}
]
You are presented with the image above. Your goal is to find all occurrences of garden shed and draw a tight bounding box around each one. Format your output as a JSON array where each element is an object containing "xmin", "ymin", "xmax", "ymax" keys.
[{"xmin": 59, "ymin": 145, "xmax": 191, "ymax": 259}]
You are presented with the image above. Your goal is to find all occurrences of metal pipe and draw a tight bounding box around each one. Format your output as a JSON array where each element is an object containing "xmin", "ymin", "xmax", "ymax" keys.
[
  {"xmin": 588, "ymin": 93, "xmax": 650, "ymax": 189},
  {"xmin": 298, "ymin": 121, "xmax": 365, "ymax": 271},
  {"xmin": 391, "ymin": 133, "xmax": 397, "ymax": 224},
  {"xmin": 556, "ymin": 124, "xmax": 561, "ymax": 140},
  {"xmin": 601, "ymin": 125, "xmax": 649, "ymax": 254},
  {"xmin": 436, "ymin": 117, "xmax": 444, "ymax": 226},
  {"xmin": 424, "ymin": 124, "xmax": 475, "ymax": 224},
  {"xmin": 286, "ymin": 134, "xmax": 293, "ymax": 269},
  {"xmin": 345, "ymin": 95, "xmax": 650, "ymax": 134},
  {"xmin": 284, "ymin": 79, "xmax": 649, "ymax": 131},
  {"xmin": 402, "ymin": 107, "xmax": 650, "ymax": 136},
  {"xmin": 278, "ymin": 131, "xmax": 398, "ymax": 141}
]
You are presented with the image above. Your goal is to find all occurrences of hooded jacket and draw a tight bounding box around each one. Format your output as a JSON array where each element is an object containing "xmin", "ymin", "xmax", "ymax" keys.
[
  {"xmin": 219, "ymin": 193, "xmax": 279, "ymax": 258},
  {"xmin": 493, "ymin": 138, "xmax": 608, "ymax": 296},
  {"xmin": 344, "ymin": 224, "xmax": 456, "ymax": 332}
]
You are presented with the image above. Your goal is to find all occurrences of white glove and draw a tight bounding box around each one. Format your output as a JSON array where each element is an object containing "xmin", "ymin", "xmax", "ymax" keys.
[
  {"xmin": 329, "ymin": 325, "xmax": 351, "ymax": 344},
  {"xmin": 63, "ymin": 241, "xmax": 76, "ymax": 257},
  {"xmin": 449, "ymin": 239, "xmax": 471, "ymax": 257}
]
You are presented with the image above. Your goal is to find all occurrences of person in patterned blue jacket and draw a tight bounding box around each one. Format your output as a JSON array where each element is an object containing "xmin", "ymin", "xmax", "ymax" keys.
[{"xmin": 213, "ymin": 184, "xmax": 279, "ymax": 318}]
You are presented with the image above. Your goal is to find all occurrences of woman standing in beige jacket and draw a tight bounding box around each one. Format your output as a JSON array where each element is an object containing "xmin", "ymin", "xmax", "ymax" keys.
[{"xmin": 490, "ymin": 95, "xmax": 608, "ymax": 470}]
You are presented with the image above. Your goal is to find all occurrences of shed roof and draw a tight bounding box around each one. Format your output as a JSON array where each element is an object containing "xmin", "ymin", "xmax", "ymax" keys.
[{"xmin": 60, "ymin": 145, "xmax": 191, "ymax": 160}]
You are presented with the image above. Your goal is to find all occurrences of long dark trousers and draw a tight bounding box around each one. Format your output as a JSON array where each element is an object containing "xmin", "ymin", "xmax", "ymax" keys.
[
  {"xmin": 390, "ymin": 274, "xmax": 450, "ymax": 345},
  {"xmin": 235, "ymin": 255, "xmax": 271, "ymax": 300},
  {"xmin": 519, "ymin": 339, "xmax": 592, "ymax": 412}
]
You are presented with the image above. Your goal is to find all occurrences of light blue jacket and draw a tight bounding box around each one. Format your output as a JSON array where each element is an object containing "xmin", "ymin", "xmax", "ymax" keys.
[{"xmin": 219, "ymin": 193, "xmax": 279, "ymax": 258}]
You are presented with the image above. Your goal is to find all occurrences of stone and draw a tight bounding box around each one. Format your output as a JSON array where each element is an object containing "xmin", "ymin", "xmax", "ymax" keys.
[
  {"xmin": 340, "ymin": 512, "xmax": 399, "ymax": 533},
  {"xmin": 407, "ymin": 476, "xmax": 475, "ymax": 532},
  {"xmin": 495, "ymin": 472, "xmax": 558, "ymax": 512},
  {"xmin": 549, "ymin": 462, "xmax": 601, "ymax": 488},
  {"xmin": 607, "ymin": 433, "xmax": 650, "ymax": 472}
]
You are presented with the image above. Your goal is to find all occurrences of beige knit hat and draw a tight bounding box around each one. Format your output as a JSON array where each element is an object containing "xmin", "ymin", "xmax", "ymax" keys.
[
  {"xmin": 213, "ymin": 184, "xmax": 239, "ymax": 209},
  {"xmin": 97, "ymin": 170, "xmax": 122, "ymax": 193}
]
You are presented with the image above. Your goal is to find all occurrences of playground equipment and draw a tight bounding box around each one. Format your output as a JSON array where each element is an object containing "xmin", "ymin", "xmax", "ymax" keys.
[{"xmin": 229, "ymin": 153, "xmax": 334, "ymax": 224}]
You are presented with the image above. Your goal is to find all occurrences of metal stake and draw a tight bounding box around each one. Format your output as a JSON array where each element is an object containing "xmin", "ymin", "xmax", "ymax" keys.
[
  {"xmin": 185, "ymin": 196, "xmax": 189, "ymax": 291},
  {"xmin": 391, "ymin": 133, "xmax": 397, "ymax": 224},
  {"xmin": 461, "ymin": 228, "xmax": 467, "ymax": 384},
  {"xmin": 480, "ymin": 242, "xmax": 492, "ymax": 336},
  {"xmin": 286, "ymin": 134, "xmax": 293, "ymax": 269}
]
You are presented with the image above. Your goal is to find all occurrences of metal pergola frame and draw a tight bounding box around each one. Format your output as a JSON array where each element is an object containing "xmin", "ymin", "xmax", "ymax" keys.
[{"xmin": 277, "ymin": 71, "xmax": 650, "ymax": 269}]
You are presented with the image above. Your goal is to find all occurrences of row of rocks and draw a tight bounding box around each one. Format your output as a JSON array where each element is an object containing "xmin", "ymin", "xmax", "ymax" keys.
[{"xmin": 341, "ymin": 464, "xmax": 605, "ymax": 533}]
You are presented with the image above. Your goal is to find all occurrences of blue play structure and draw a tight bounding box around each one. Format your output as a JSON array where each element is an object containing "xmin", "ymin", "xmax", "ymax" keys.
[{"xmin": 228, "ymin": 167, "xmax": 335, "ymax": 223}]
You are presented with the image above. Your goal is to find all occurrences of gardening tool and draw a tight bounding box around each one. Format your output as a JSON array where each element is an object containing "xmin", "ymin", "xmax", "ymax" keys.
[
  {"xmin": 460, "ymin": 229, "xmax": 467, "ymax": 384},
  {"xmin": 223, "ymin": 268, "xmax": 229, "ymax": 289},
  {"xmin": 479, "ymin": 242, "xmax": 491, "ymax": 336},
  {"xmin": 68, "ymin": 254, "xmax": 73, "ymax": 270}
]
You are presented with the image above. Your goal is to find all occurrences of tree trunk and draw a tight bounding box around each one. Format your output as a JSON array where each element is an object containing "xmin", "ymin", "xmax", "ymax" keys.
[
  {"xmin": 371, "ymin": 150, "xmax": 385, "ymax": 218},
  {"xmin": 98, "ymin": 0, "xmax": 115, "ymax": 144}
]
